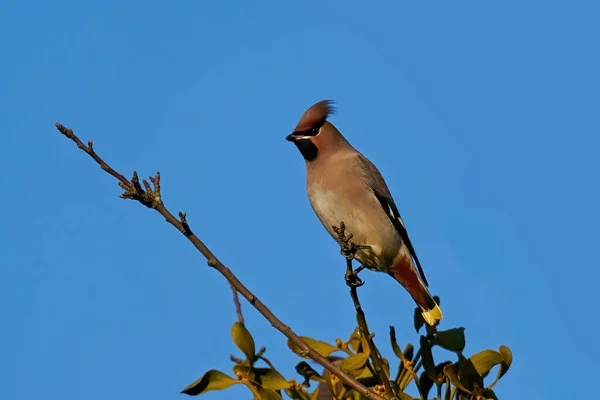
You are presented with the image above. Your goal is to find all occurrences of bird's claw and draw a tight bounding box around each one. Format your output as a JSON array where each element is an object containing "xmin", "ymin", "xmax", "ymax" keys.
[
  {"xmin": 345, "ymin": 265, "xmax": 366, "ymax": 287},
  {"xmin": 341, "ymin": 247, "xmax": 355, "ymax": 260}
]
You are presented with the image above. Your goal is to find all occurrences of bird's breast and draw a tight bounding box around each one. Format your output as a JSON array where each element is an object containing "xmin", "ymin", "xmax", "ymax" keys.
[{"xmin": 307, "ymin": 183, "xmax": 401, "ymax": 271}]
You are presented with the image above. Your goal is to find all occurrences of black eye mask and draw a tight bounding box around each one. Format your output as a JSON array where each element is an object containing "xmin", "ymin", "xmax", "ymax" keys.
[{"xmin": 292, "ymin": 118, "xmax": 325, "ymax": 137}]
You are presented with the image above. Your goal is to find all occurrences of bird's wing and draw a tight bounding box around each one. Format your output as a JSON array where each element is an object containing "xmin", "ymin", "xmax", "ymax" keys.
[{"xmin": 357, "ymin": 154, "xmax": 429, "ymax": 286}]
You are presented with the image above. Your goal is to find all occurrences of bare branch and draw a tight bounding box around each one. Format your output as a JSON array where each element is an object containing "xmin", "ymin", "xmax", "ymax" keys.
[{"xmin": 55, "ymin": 123, "xmax": 386, "ymax": 400}]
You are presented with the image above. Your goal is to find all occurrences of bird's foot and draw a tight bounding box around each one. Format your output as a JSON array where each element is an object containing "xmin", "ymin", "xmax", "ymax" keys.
[
  {"xmin": 345, "ymin": 265, "xmax": 366, "ymax": 287},
  {"xmin": 340, "ymin": 244, "xmax": 371, "ymax": 260}
]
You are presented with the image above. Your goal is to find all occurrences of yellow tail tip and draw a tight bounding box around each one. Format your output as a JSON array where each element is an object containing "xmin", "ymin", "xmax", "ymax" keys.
[{"xmin": 422, "ymin": 304, "xmax": 443, "ymax": 326}]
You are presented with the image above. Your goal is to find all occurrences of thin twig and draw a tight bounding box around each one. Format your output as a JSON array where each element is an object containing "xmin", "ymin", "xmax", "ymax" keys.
[
  {"xmin": 333, "ymin": 222, "xmax": 397, "ymax": 400},
  {"xmin": 54, "ymin": 123, "xmax": 386, "ymax": 400},
  {"xmin": 230, "ymin": 283, "xmax": 245, "ymax": 325}
]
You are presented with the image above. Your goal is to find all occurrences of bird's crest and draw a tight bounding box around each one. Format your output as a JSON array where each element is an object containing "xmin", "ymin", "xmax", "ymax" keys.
[{"xmin": 293, "ymin": 100, "xmax": 336, "ymax": 132}]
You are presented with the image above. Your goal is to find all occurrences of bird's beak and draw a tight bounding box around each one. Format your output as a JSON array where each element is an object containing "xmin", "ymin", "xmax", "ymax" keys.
[{"xmin": 286, "ymin": 132, "xmax": 310, "ymax": 142}]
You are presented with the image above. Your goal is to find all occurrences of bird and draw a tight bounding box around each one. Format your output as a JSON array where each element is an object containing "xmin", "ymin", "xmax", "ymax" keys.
[{"xmin": 285, "ymin": 100, "xmax": 442, "ymax": 326}]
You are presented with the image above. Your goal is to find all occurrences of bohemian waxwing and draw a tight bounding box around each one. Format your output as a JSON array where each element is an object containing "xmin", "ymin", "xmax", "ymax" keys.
[{"xmin": 286, "ymin": 100, "xmax": 442, "ymax": 326}]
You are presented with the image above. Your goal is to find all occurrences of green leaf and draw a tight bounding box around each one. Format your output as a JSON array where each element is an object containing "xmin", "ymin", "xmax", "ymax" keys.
[
  {"xmin": 419, "ymin": 336, "xmax": 436, "ymax": 379},
  {"xmin": 359, "ymin": 336, "xmax": 371, "ymax": 358},
  {"xmin": 231, "ymin": 322, "xmax": 256, "ymax": 362},
  {"xmin": 470, "ymin": 350, "xmax": 504, "ymax": 376},
  {"xmin": 181, "ymin": 370, "xmax": 239, "ymax": 395},
  {"xmin": 381, "ymin": 357, "xmax": 391, "ymax": 379},
  {"xmin": 258, "ymin": 388, "xmax": 283, "ymax": 400},
  {"xmin": 487, "ymin": 345, "xmax": 513, "ymax": 389},
  {"xmin": 254, "ymin": 368, "xmax": 290, "ymax": 391},
  {"xmin": 435, "ymin": 361, "xmax": 452, "ymax": 385},
  {"xmin": 340, "ymin": 353, "xmax": 369, "ymax": 371},
  {"xmin": 389, "ymin": 326, "xmax": 406, "ymax": 361},
  {"xmin": 442, "ymin": 363, "xmax": 470, "ymax": 393},
  {"xmin": 348, "ymin": 327, "xmax": 361, "ymax": 352},
  {"xmin": 354, "ymin": 363, "xmax": 378, "ymax": 386},
  {"xmin": 398, "ymin": 368, "xmax": 413, "ymax": 391},
  {"xmin": 403, "ymin": 344, "xmax": 414, "ymax": 362},
  {"xmin": 295, "ymin": 361, "xmax": 325, "ymax": 384},
  {"xmin": 419, "ymin": 370, "xmax": 434, "ymax": 399},
  {"xmin": 232, "ymin": 364, "xmax": 256, "ymax": 383},
  {"xmin": 414, "ymin": 307, "xmax": 425, "ymax": 333},
  {"xmin": 444, "ymin": 378, "xmax": 451, "ymax": 400},
  {"xmin": 287, "ymin": 337, "xmax": 339, "ymax": 358},
  {"xmin": 498, "ymin": 345, "xmax": 513, "ymax": 379},
  {"xmin": 433, "ymin": 328, "xmax": 466, "ymax": 353},
  {"xmin": 349, "ymin": 390, "xmax": 364, "ymax": 400},
  {"xmin": 457, "ymin": 355, "xmax": 483, "ymax": 393},
  {"xmin": 232, "ymin": 363, "xmax": 249, "ymax": 375}
]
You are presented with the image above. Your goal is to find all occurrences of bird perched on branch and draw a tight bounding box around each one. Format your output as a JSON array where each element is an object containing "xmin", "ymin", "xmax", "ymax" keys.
[{"xmin": 286, "ymin": 100, "xmax": 442, "ymax": 326}]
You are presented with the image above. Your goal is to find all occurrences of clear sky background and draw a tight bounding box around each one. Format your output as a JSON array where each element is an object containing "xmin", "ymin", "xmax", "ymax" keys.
[{"xmin": 1, "ymin": 1, "xmax": 598, "ymax": 399}]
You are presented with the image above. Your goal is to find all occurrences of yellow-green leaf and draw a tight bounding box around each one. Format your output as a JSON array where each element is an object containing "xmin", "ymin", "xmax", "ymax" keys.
[
  {"xmin": 442, "ymin": 363, "xmax": 470, "ymax": 393},
  {"xmin": 381, "ymin": 357, "xmax": 391, "ymax": 379},
  {"xmin": 360, "ymin": 336, "xmax": 371, "ymax": 358},
  {"xmin": 457, "ymin": 355, "xmax": 483, "ymax": 392},
  {"xmin": 434, "ymin": 328, "xmax": 466, "ymax": 353},
  {"xmin": 254, "ymin": 368, "xmax": 291, "ymax": 391},
  {"xmin": 389, "ymin": 326, "xmax": 405, "ymax": 361},
  {"xmin": 340, "ymin": 353, "xmax": 369, "ymax": 371},
  {"xmin": 354, "ymin": 363, "xmax": 376, "ymax": 384},
  {"xmin": 419, "ymin": 370, "xmax": 434, "ymax": 399},
  {"xmin": 181, "ymin": 369, "xmax": 239, "ymax": 395},
  {"xmin": 487, "ymin": 346, "xmax": 513, "ymax": 389},
  {"xmin": 348, "ymin": 327, "xmax": 361, "ymax": 352},
  {"xmin": 231, "ymin": 322, "xmax": 256, "ymax": 362},
  {"xmin": 470, "ymin": 350, "xmax": 504, "ymax": 376},
  {"xmin": 398, "ymin": 369, "xmax": 413, "ymax": 391},
  {"xmin": 287, "ymin": 336, "xmax": 339, "ymax": 358},
  {"xmin": 232, "ymin": 364, "xmax": 249, "ymax": 376},
  {"xmin": 498, "ymin": 345, "xmax": 512, "ymax": 379},
  {"xmin": 404, "ymin": 344, "xmax": 414, "ymax": 362},
  {"xmin": 414, "ymin": 307, "xmax": 425, "ymax": 333},
  {"xmin": 420, "ymin": 336, "xmax": 436, "ymax": 379}
]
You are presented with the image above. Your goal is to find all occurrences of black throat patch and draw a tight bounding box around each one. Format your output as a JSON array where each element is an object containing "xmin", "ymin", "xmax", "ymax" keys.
[{"xmin": 294, "ymin": 139, "xmax": 318, "ymax": 161}]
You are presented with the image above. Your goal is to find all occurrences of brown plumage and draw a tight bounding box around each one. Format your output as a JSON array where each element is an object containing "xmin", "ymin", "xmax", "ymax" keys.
[
  {"xmin": 293, "ymin": 100, "xmax": 336, "ymax": 132},
  {"xmin": 286, "ymin": 100, "xmax": 443, "ymax": 326}
]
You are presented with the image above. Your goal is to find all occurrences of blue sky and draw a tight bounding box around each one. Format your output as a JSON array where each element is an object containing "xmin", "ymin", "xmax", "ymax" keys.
[{"xmin": 1, "ymin": 1, "xmax": 598, "ymax": 399}]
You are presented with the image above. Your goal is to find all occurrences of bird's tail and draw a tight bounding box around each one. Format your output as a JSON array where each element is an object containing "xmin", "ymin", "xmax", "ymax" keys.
[
  {"xmin": 389, "ymin": 257, "xmax": 443, "ymax": 326},
  {"xmin": 419, "ymin": 299, "xmax": 443, "ymax": 326}
]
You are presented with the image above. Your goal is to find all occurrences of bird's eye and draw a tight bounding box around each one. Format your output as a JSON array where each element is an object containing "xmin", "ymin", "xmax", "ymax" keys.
[{"xmin": 309, "ymin": 126, "xmax": 319, "ymax": 135}]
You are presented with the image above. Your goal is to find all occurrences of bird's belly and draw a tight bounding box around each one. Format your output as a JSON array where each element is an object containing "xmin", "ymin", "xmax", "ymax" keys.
[{"xmin": 308, "ymin": 185, "xmax": 398, "ymax": 271}]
